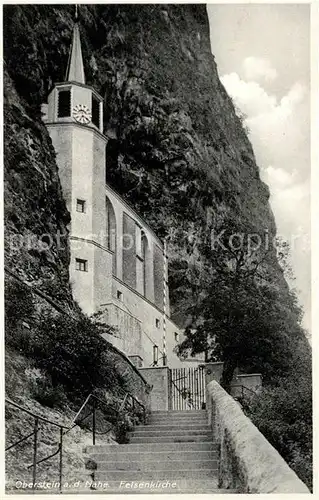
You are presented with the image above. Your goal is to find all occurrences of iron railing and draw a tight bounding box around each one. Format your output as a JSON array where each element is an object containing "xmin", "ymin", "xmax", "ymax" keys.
[
  {"xmin": 72, "ymin": 392, "xmax": 147, "ymax": 445},
  {"xmin": 5, "ymin": 391, "xmax": 146, "ymax": 492},
  {"xmin": 171, "ymin": 367, "xmax": 206, "ymax": 410},
  {"xmin": 171, "ymin": 379, "xmax": 195, "ymax": 409},
  {"xmin": 230, "ymin": 384, "xmax": 257, "ymax": 399},
  {"xmin": 5, "ymin": 399, "xmax": 69, "ymax": 493}
]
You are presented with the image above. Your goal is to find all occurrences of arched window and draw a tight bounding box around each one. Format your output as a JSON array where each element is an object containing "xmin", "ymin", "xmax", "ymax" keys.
[{"xmin": 106, "ymin": 197, "xmax": 116, "ymax": 275}]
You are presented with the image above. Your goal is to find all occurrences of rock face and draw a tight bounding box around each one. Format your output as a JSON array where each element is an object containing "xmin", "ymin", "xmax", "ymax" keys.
[
  {"xmin": 4, "ymin": 68, "xmax": 72, "ymax": 307},
  {"xmin": 3, "ymin": 5, "xmax": 283, "ymax": 320}
]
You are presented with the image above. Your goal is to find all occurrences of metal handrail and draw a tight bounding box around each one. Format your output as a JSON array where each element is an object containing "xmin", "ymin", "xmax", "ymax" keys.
[
  {"xmin": 5, "ymin": 390, "xmax": 147, "ymax": 493},
  {"xmin": 231, "ymin": 384, "xmax": 257, "ymax": 398},
  {"xmin": 118, "ymin": 393, "xmax": 129, "ymax": 412},
  {"xmin": 5, "ymin": 399, "xmax": 68, "ymax": 492},
  {"xmin": 76, "ymin": 392, "xmax": 147, "ymax": 445},
  {"xmin": 5, "ymin": 399, "xmax": 69, "ymax": 428},
  {"xmin": 171, "ymin": 379, "xmax": 195, "ymax": 409}
]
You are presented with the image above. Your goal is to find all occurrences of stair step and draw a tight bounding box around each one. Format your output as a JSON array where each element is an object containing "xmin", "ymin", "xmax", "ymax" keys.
[
  {"xmin": 130, "ymin": 434, "xmax": 212, "ymax": 443},
  {"xmin": 90, "ymin": 450, "xmax": 218, "ymax": 461},
  {"xmin": 86, "ymin": 442, "xmax": 217, "ymax": 453},
  {"xmin": 148, "ymin": 419, "xmax": 208, "ymax": 426},
  {"xmin": 134, "ymin": 424, "xmax": 210, "ymax": 432},
  {"xmin": 147, "ymin": 417, "xmax": 208, "ymax": 425},
  {"xmin": 66, "ymin": 488, "xmax": 235, "ymax": 494},
  {"xmin": 95, "ymin": 459, "xmax": 218, "ymax": 471},
  {"xmin": 64, "ymin": 479, "xmax": 236, "ymax": 494},
  {"xmin": 147, "ymin": 422, "xmax": 208, "ymax": 427},
  {"xmin": 150, "ymin": 412, "xmax": 207, "ymax": 417},
  {"xmin": 151, "ymin": 410, "xmax": 207, "ymax": 416},
  {"xmin": 93, "ymin": 469, "xmax": 218, "ymax": 480},
  {"xmin": 131, "ymin": 429, "xmax": 211, "ymax": 438}
]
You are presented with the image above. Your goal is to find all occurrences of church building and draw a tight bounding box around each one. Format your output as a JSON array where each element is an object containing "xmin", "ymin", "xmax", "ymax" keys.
[{"xmin": 42, "ymin": 18, "xmax": 197, "ymax": 369}]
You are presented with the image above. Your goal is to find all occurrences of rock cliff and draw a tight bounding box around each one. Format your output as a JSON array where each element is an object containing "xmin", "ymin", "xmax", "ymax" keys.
[
  {"xmin": 4, "ymin": 67, "xmax": 72, "ymax": 307},
  {"xmin": 3, "ymin": 5, "xmax": 311, "ymax": 488},
  {"xmin": 4, "ymin": 4, "xmax": 282, "ymax": 322}
]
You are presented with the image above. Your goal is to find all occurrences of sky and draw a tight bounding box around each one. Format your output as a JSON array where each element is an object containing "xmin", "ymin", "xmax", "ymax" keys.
[{"xmin": 207, "ymin": 4, "xmax": 311, "ymax": 331}]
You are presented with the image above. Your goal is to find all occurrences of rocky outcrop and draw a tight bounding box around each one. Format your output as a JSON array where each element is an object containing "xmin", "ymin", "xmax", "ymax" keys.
[
  {"xmin": 4, "ymin": 67, "xmax": 72, "ymax": 307},
  {"xmin": 3, "ymin": 6, "xmax": 311, "ymax": 491},
  {"xmin": 3, "ymin": 4, "xmax": 284, "ymax": 325}
]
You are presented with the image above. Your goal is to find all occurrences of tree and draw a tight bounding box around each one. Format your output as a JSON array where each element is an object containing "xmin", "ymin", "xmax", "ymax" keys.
[
  {"xmin": 175, "ymin": 214, "xmax": 312, "ymax": 489},
  {"xmin": 176, "ymin": 213, "xmax": 309, "ymax": 390}
]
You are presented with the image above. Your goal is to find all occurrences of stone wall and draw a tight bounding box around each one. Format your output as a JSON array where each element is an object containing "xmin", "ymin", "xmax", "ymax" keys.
[
  {"xmin": 205, "ymin": 362, "xmax": 224, "ymax": 385},
  {"xmin": 207, "ymin": 380, "xmax": 309, "ymax": 493},
  {"xmin": 231, "ymin": 373, "xmax": 262, "ymax": 398},
  {"xmin": 101, "ymin": 303, "xmax": 142, "ymax": 360},
  {"xmin": 104, "ymin": 345, "xmax": 152, "ymax": 409},
  {"xmin": 139, "ymin": 367, "xmax": 172, "ymax": 411},
  {"xmin": 204, "ymin": 362, "xmax": 262, "ymax": 395},
  {"xmin": 108, "ymin": 277, "xmax": 184, "ymax": 367}
]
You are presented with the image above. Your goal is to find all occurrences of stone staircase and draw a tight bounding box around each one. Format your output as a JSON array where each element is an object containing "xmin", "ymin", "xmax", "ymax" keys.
[{"xmin": 85, "ymin": 410, "xmax": 236, "ymax": 493}]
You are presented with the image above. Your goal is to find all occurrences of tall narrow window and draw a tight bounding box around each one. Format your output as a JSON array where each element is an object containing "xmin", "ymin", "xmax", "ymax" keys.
[
  {"xmin": 154, "ymin": 245, "xmax": 165, "ymax": 310},
  {"xmin": 106, "ymin": 197, "xmax": 117, "ymax": 275},
  {"xmin": 141, "ymin": 231, "xmax": 147, "ymax": 296},
  {"xmin": 58, "ymin": 89, "xmax": 71, "ymax": 118},
  {"xmin": 136, "ymin": 226, "xmax": 146, "ymax": 295},
  {"xmin": 92, "ymin": 94, "xmax": 100, "ymax": 128},
  {"xmin": 123, "ymin": 214, "xmax": 137, "ymax": 289}
]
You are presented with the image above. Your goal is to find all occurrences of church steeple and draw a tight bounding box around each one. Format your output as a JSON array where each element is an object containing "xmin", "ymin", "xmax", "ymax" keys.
[
  {"xmin": 65, "ymin": 17, "xmax": 85, "ymax": 84},
  {"xmin": 46, "ymin": 4, "xmax": 104, "ymax": 133}
]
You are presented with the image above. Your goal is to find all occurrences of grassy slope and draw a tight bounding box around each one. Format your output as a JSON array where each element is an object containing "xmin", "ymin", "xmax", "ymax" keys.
[{"xmin": 5, "ymin": 349, "xmax": 117, "ymax": 492}]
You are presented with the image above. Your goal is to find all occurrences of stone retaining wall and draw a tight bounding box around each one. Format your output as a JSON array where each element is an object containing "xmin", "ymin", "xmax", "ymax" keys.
[
  {"xmin": 104, "ymin": 347, "xmax": 152, "ymax": 409},
  {"xmin": 139, "ymin": 367, "xmax": 172, "ymax": 411},
  {"xmin": 207, "ymin": 380, "xmax": 309, "ymax": 493}
]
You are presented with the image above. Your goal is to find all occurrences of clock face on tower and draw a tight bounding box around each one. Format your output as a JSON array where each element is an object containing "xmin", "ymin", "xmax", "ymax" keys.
[{"xmin": 73, "ymin": 104, "xmax": 92, "ymax": 124}]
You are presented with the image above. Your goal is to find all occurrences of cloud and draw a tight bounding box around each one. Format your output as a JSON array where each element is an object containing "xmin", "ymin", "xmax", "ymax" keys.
[
  {"xmin": 264, "ymin": 165, "xmax": 296, "ymax": 190},
  {"xmin": 220, "ymin": 73, "xmax": 309, "ymax": 182},
  {"xmin": 221, "ymin": 73, "xmax": 276, "ymax": 116},
  {"xmin": 221, "ymin": 64, "xmax": 310, "ymax": 329},
  {"xmin": 221, "ymin": 73, "xmax": 306, "ymax": 122},
  {"xmin": 245, "ymin": 82, "xmax": 309, "ymax": 182},
  {"xmin": 243, "ymin": 56, "xmax": 278, "ymax": 83}
]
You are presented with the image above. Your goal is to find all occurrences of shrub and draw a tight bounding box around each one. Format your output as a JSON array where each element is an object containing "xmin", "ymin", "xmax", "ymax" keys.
[
  {"xmin": 5, "ymin": 323, "xmax": 32, "ymax": 354},
  {"xmin": 245, "ymin": 376, "xmax": 312, "ymax": 490},
  {"xmin": 22, "ymin": 311, "xmax": 126, "ymax": 403},
  {"xmin": 114, "ymin": 410, "xmax": 135, "ymax": 444},
  {"xmin": 5, "ymin": 279, "xmax": 132, "ymax": 413},
  {"xmin": 32, "ymin": 381, "xmax": 67, "ymax": 408},
  {"xmin": 26, "ymin": 366, "xmax": 67, "ymax": 408}
]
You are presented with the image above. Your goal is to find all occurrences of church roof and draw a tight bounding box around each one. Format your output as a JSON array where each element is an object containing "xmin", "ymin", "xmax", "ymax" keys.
[{"xmin": 65, "ymin": 22, "xmax": 85, "ymax": 84}]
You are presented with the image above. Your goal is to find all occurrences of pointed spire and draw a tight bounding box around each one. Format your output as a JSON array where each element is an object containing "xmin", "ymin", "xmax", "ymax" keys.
[{"xmin": 65, "ymin": 14, "xmax": 85, "ymax": 84}]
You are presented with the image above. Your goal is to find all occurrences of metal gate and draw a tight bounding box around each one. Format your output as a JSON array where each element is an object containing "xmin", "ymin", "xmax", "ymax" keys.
[{"xmin": 171, "ymin": 367, "xmax": 206, "ymax": 410}]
